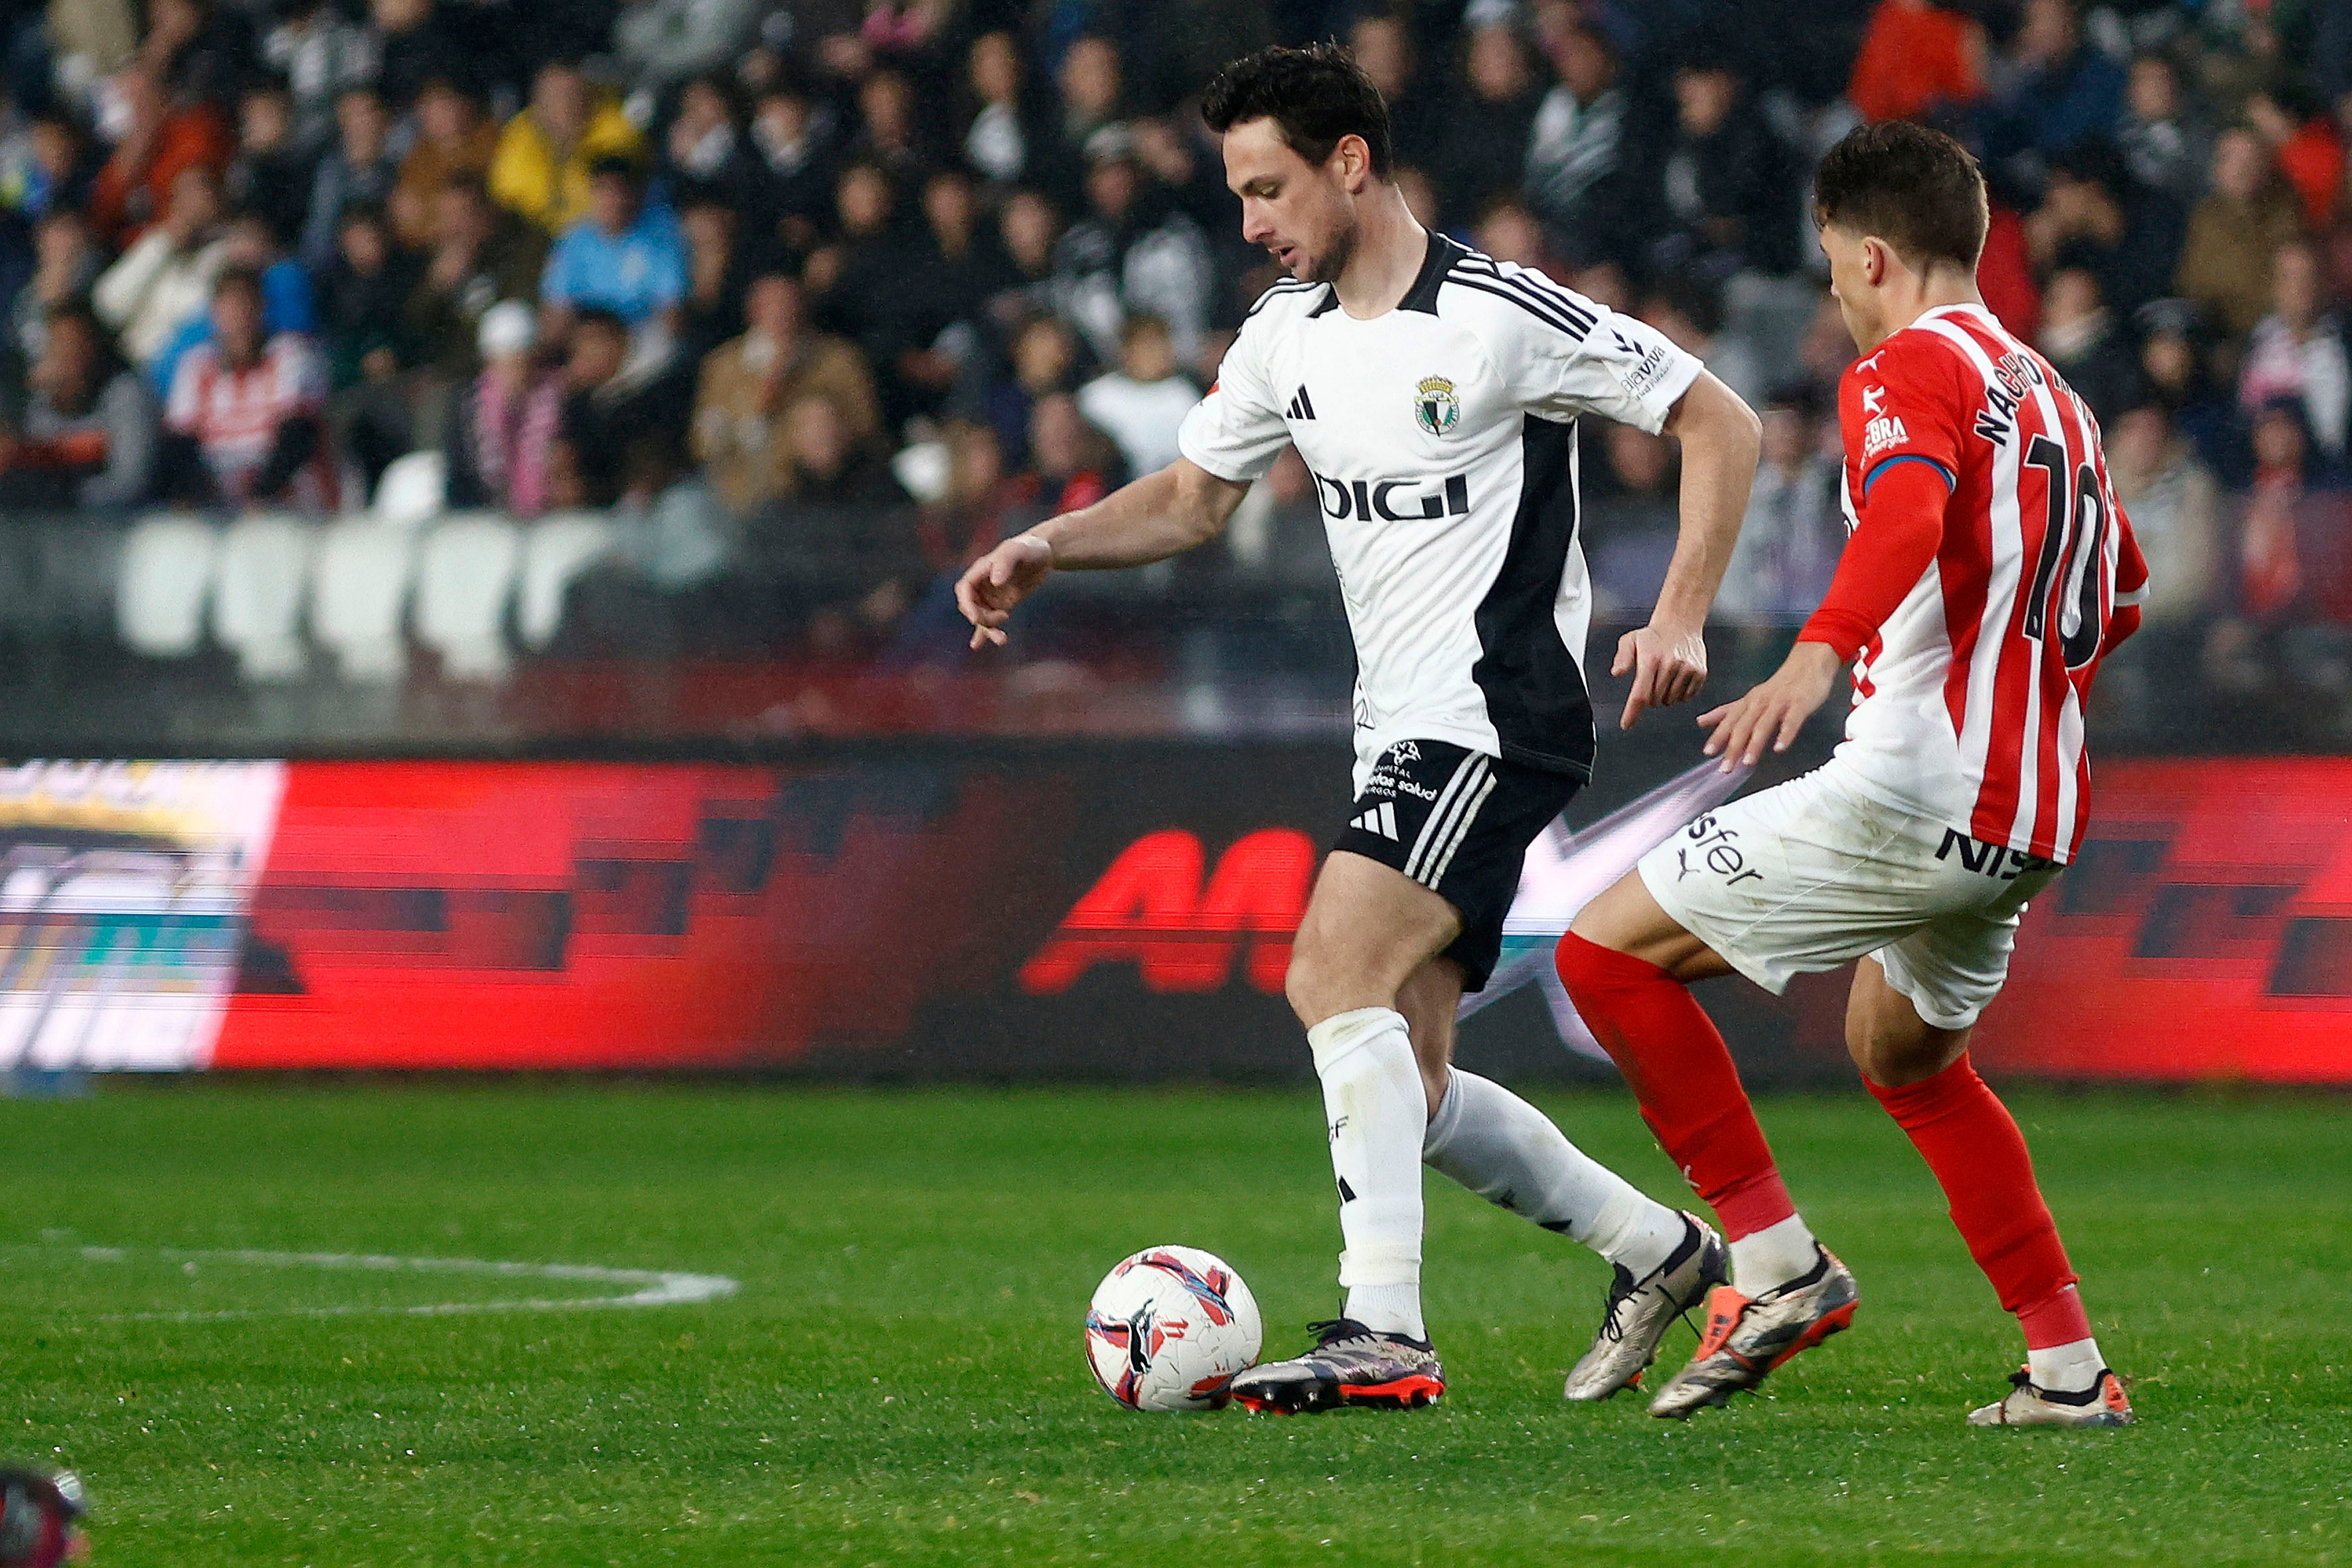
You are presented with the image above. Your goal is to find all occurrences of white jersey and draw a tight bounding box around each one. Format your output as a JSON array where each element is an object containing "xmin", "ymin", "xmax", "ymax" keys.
[{"xmin": 1179, "ymin": 233, "xmax": 1701, "ymax": 779}]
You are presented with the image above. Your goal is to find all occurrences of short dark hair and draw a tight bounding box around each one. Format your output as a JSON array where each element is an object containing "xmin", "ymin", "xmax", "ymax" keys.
[
  {"xmin": 212, "ymin": 265, "xmax": 265, "ymax": 303},
  {"xmin": 1812, "ymin": 121, "xmax": 1988, "ymax": 273},
  {"xmin": 1201, "ymin": 42, "xmax": 1392, "ymax": 178}
]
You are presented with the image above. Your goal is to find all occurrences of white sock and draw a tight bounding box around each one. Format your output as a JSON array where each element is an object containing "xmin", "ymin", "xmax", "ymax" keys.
[
  {"xmin": 1343, "ymin": 1282, "xmax": 1423, "ymax": 1340},
  {"xmin": 1729, "ymin": 1214, "xmax": 1820, "ymax": 1296},
  {"xmin": 2028, "ymin": 1334, "xmax": 2106, "ymax": 1394},
  {"xmin": 1422, "ymin": 1069, "xmax": 1685, "ymax": 1278},
  {"xmin": 1307, "ymin": 1006, "xmax": 1427, "ymax": 1342}
]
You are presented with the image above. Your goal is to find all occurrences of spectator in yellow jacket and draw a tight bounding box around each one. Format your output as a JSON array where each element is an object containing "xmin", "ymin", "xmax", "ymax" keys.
[{"xmin": 489, "ymin": 61, "xmax": 643, "ymax": 235}]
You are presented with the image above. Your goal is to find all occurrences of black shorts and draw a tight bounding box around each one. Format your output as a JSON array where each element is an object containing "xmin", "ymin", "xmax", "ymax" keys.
[{"xmin": 1332, "ymin": 738, "xmax": 1582, "ymax": 992}]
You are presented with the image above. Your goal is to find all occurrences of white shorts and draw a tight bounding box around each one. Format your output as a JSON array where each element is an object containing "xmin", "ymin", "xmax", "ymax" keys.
[{"xmin": 1635, "ymin": 765, "xmax": 2061, "ymax": 1030}]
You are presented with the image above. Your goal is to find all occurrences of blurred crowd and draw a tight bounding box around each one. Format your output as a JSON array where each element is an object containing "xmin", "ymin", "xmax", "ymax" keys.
[{"xmin": 0, "ymin": 0, "xmax": 2347, "ymax": 726}]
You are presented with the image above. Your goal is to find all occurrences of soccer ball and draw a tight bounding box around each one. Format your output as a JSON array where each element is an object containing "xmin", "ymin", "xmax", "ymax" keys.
[{"xmin": 1083, "ymin": 1246, "xmax": 1262, "ymax": 1411}]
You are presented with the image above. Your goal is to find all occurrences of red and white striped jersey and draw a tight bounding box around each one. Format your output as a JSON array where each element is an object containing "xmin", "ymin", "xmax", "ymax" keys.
[
  {"xmin": 1829, "ymin": 303, "xmax": 2148, "ymax": 864},
  {"xmin": 165, "ymin": 334, "xmax": 335, "ymax": 510}
]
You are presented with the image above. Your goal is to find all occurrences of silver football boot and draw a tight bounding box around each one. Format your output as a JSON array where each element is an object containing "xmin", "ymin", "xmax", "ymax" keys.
[
  {"xmin": 1563, "ymin": 1212, "xmax": 1729, "ymax": 1401},
  {"xmin": 1967, "ymin": 1366, "xmax": 2135, "ymax": 1427}
]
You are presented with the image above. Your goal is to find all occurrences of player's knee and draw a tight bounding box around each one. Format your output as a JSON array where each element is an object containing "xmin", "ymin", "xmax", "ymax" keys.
[
  {"xmin": 1281, "ymin": 955, "xmax": 1318, "ymax": 1026},
  {"xmin": 1283, "ymin": 937, "xmax": 1397, "ymax": 1030},
  {"xmin": 1554, "ymin": 929, "xmax": 1608, "ymax": 996},
  {"xmin": 1844, "ymin": 1016, "xmax": 1895, "ymax": 1081},
  {"xmin": 1555, "ymin": 928, "xmax": 1645, "ymax": 1006},
  {"xmin": 1563, "ymin": 897, "xmax": 1626, "ymax": 954},
  {"xmin": 1565, "ymin": 873, "xmax": 1713, "ymax": 982},
  {"xmin": 1845, "ymin": 1021, "xmax": 1951, "ymax": 1087},
  {"xmin": 1282, "ymin": 941, "xmax": 1343, "ymax": 1028}
]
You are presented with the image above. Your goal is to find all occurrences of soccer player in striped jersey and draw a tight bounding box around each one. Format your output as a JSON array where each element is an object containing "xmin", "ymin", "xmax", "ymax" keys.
[{"xmin": 1555, "ymin": 122, "xmax": 2144, "ymax": 1427}]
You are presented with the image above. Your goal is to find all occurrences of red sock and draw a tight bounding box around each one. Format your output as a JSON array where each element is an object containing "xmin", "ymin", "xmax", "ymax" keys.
[
  {"xmin": 1865, "ymin": 1054, "xmax": 2090, "ymax": 1348},
  {"xmin": 1555, "ymin": 932, "xmax": 1795, "ymax": 1239}
]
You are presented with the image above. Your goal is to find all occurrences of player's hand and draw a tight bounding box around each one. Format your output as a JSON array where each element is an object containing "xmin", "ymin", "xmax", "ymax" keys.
[
  {"xmin": 1613, "ymin": 621, "xmax": 1708, "ymax": 730},
  {"xmin": 1696, "ymin": 641, "xmax": 1843, "ymax": 773},
  {"xmin": 955, "ymin": 532, "xmax": 1055, "ymax": 649}
]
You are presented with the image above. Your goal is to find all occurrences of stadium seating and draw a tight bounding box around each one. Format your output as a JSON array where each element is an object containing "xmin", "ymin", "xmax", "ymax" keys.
[
  {"xmin": 414, "ymin": 512, "xmax": 523, "ymax": 680},
  {"xmin": 311, "ymin": 516, "xmax": 417, "ymax": 684},
  {"xmin": 516, "ymin": 512, "xmax": 622, "ymax": 652},
  {"xmin": 116, "ymin": 513, "xmax": 220, "ymax": 659},
  {"xmin": 213, "ymin": 513, "xmax": 315, "ymax": 682}
]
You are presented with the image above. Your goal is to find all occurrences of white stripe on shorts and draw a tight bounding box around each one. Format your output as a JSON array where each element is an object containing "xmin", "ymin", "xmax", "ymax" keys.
[
  {"xmin": 1407, "ymin": 753, "xmax": 1491, "ymax": 887},
  {"xmin": 1423, "ymin": 767, "xmax": 1498, "ymax": 889},
  {"xmin": 1401, "ymin": 751, "xmax": 1482, "ymax": 880}
]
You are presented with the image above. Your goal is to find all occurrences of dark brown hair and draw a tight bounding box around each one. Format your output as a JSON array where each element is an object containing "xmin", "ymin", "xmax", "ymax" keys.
[
  {"xmin": 1812, "ymin": 121, "xmax": 1988, "ymax": 272},
  {"xmin": 1201, "ymin": 42, "xmax": 1393, "ymax": 178}
]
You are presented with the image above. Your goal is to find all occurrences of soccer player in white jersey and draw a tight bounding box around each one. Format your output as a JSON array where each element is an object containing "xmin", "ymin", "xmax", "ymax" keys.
[
  {"xmin": 1557, "ymin": 123, "xmax": 2144, "ymax": 1426},
  {"xmin": 957, "ymin": 44, "xmax": 1764, "ymax": 1413}
]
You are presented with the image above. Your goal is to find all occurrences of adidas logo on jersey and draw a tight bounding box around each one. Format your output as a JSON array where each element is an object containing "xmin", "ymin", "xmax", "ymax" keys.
[
  {"xmin": 1287, "ymin": 386, "xmax": 1316, "ymax": 420},
  {"xmin": 1350, "ymin": 801, "xmax": 1399, "ymax": 840}
]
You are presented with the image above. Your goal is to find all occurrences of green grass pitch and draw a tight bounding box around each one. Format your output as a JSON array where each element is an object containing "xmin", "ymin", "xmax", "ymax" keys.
[{"xmin": 1, "ymin": 1081, "xmax": 2346, "ymax": 1566}]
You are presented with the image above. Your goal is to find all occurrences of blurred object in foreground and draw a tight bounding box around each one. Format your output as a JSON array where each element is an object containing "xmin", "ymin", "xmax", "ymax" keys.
[{"xmin": 0, "ymin": 1468, "xmax": 85, "ymax": 1568}]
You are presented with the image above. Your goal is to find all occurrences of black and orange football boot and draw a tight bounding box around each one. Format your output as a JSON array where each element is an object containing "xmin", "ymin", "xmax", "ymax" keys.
[{"xmin": 1229, "ymin": 1318, "xmax": 1445, "ymax": 1413}]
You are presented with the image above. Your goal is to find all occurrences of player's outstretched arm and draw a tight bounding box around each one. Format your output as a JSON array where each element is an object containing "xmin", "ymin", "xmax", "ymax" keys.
[
  {"xmin": 1697, "ymin": 640, "xmax": 1844, "ymax": 772},
  {"xmin": 1697, "ymin": 453, "xmax": 1951, "ymax": 770},
  {"xmin": 957, "ymin": 457, "xmax": 1251, "ymax": 649},
  {"xmin": 1615, "ymin": 369, "xmax": 1763, "ymax": 730}
]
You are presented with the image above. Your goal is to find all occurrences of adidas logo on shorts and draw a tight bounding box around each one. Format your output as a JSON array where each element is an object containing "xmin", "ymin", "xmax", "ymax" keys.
[{"xmin": 1350, "ymin": 801, "xmax": 1399, "ymax": 840}]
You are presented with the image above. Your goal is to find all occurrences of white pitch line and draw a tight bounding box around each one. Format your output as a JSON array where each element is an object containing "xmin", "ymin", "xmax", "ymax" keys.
[{"xmin": 5, "ymin": 1243, "xmax": 738, "ymax": 1323}]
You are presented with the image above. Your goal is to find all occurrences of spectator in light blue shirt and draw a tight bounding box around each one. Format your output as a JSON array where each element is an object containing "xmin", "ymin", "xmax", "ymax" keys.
[{"xmin": 540, "ymin": 156, "xmax": 687, "ymax": 331}]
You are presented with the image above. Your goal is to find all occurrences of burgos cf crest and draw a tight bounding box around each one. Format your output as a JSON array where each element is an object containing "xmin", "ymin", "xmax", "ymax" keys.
[{"xmin": 1415, "ymin": 374, "xmax": 1460, "ymax": 436}]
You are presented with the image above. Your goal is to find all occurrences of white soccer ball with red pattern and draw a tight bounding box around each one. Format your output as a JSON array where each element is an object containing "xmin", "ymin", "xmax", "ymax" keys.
[{"xmin": 1084, "ymin": 1245, "xmax": 1262, "ymax": 1411}]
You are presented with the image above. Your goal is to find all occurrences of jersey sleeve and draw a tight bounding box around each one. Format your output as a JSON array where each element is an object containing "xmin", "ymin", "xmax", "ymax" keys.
[
  {"xmin": 2113, "ymin": 507, "xmax": 2150, "ymax": 606},
  {"xmin": 1176, "ymin": 311, "xmax": 1289, "ymax": 482},
  {"xmin": 1839, "ymin": 337, "xmax": 1968, "ymax": 500},
  {"xmin": 1479, "ymin": 266, "xmax": 1703, "ymax": 433},
  {"xmin": 1799, "ymin": 456, "xmax": 1948, "ymax": 660}
]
